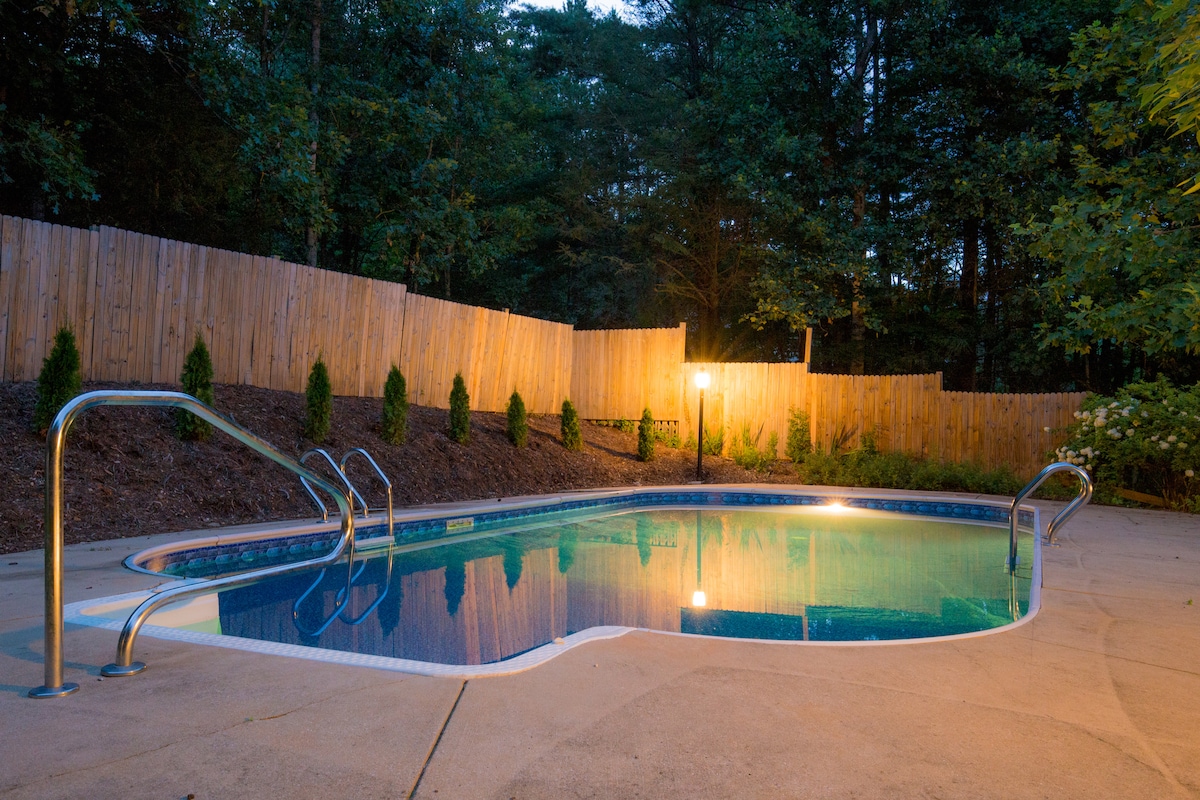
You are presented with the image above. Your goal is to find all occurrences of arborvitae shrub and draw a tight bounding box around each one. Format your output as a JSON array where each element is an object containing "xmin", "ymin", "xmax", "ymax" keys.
[
  {"xmin": 177, "ymin": 333, "xmax": 215, "ymax": 441},
  {"xmin": 33, "ymin": 327, "xmax": 82, "ymax": 435},
  {"xmin": 561, "ymin": 399, "xmax": 583, "ymax": 451},
  {"xmin": 449, "ymin": 372, "xmax": 470, "ymax": 444},
  {"xmin": 304, "ymin": 357, "xmax": 332, "ymax": 443},
  {"xmin": 506, "ymin": 390, "xmax": 528, "ymax": 447},
  {"xmin": 381, "ymin": 365, "xmax": 409, "ymax": 445},
  {"xmin": 637, "ymin": 407, "xmax": 655, "ymax": 461},
  {"xmin": 785, "ymin": 408, "xmax": 812, "ymax": 465}
]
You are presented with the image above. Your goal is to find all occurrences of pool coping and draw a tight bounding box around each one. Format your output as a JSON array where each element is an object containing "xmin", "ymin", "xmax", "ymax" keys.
[{"xmin": 64, "ymin": 485, "xmax": 1044, "ymax": 678}]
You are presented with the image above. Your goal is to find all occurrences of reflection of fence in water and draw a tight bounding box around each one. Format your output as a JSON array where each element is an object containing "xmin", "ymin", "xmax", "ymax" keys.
[{"xmin": 216, "ymin": 513, "xmax": 1020, "ymax": 664}]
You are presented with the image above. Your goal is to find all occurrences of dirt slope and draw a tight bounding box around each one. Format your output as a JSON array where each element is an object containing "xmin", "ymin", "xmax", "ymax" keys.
[{"xmin": 0, "ymin": 382, "xmax": 795, "ymax": 554}]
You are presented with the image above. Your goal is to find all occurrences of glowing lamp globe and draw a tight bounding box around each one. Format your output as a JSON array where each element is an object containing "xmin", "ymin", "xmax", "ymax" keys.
[
  {"xmin": 692, "ymin": 590, "xmax": 707, "ymax": 607},
  {"xmin": 694, "ymin": 371, "xmax": 711, "ymax": 390}
]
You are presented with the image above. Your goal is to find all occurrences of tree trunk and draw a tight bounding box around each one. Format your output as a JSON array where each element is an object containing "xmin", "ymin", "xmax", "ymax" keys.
[{"xmin": 306, "ymin": 0, "xmax": 321, "ymax": 269}]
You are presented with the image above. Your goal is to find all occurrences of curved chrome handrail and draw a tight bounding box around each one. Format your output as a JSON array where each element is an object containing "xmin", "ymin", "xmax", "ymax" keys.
[
  {"xmin": 340, "ymin": 448, "xmax": 394, "ymax": 538},
  {"xmin": 30, "ymin": 390, "xmax": 355, "ymax": 699},
  {"xmin": 1008, "ymin": 462, "xmax": 1093, "ymax": 574},
  {"xmin": 298, "ymin": 448, "xmax": 368, "ymax": 521}
]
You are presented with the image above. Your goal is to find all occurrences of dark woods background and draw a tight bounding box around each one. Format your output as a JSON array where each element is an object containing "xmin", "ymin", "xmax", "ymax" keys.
[{"xmin": 3, "ymin": 0, "xmax": 1198, "ymax": 391}]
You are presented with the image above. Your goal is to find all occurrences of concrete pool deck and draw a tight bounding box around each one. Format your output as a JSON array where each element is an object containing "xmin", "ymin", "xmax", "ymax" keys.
[{"xmin": 1, "ymin": 490, "xmax": 1197, "ymax": 799}]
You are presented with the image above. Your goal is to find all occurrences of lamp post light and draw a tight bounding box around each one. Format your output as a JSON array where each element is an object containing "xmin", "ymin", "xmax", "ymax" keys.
[{"xmin": 694, "ymin": 370, "xmax": 710, "ymax": 482}]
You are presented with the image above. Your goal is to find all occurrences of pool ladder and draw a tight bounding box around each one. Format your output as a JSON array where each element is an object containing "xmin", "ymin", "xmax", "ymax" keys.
[
  {"xmin": 292, "ymin": 448, "xmax": 396, "ymax": 636},
  {"xmin": 31, "ymin": 390, "xmax": 358, "ymax": 699},
  {"xmin": 1007, "ymin": 462, "xmax": 1093, "ymax": 574}
]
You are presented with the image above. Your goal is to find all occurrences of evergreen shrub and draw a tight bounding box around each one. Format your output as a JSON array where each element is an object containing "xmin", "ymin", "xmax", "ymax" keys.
[
  {"xmin": 449, "ymin": 372, "xmax": 470, "ymax": 444},
  {"xmin": 304, "ymin": 356, "xmax": 332, "ymax": 443},
  {"xmin": 381, "ymin": 365, "xmax": 409, "ymax": 445},
  {"xmin": 33, "ymin": 327, "xmax": 82, "ymax": 435},
  {"xmin": 561, "ymin": 399, "xmax": 583, "ymax": 451},
  {"xmin": 507, "ymin": 390, "xmax": 528, "ymax": 447},
  {"xmin": 177, "ymin": 332, "xmax": 215, "ymax": 441},
  {"xmin": 637, "ymin": 407, "xmax": 655, "ymax": 461},
  {"xmin": 785, "ymin": 408, "xmax": 812, "ymax": 464}
]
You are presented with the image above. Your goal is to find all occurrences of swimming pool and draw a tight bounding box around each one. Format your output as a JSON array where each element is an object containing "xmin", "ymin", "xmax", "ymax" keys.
[{"xmin": 68, "ymin": 488, "xmax": 1040, "ymax": 677}]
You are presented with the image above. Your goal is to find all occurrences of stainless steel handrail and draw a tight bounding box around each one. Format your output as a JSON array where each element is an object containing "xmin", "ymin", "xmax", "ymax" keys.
[
  {"xmin": 1007, "ymin": 462, "xmax": 1093, "ymax": 573},
  {"xmin": 298, "ymin": 448, "xmax": 368, "ymax": 521},
  {"xmin": 340, "ymin": 448, "xmax": 394, "ymax": 538},
  {"xmin": 29, "ymin": 390, "xmax": 355, "ymax": 699}
]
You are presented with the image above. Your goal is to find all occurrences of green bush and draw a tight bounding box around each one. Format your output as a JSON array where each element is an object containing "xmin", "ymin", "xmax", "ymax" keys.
[
  {"xmin": 304, "ymin": 357, "xmax": 332, "ymax": 443},
  {"xmin": 702, "ymin": 424, "xmax": 724, "ymax": 456},
  {"xmin": 616, "ymin": 419, "xmax": 635, "ymax": 434},
  {"xmin": 449, "ymin": 372, "xmax": 470, "ymax": 444},
  {"xmin": 506, "ymin": 390, "xmax": 528, "ymax": 447},
  {"xmin": 561, "ymin": 399, "xmax": 583, "ymax": 451},
  {"xmin": 381, "ymin": 365, "xmax": 408, "ymax": 445},
  {"xmin": 33, "ymin": 327, "xmax": 82, "ymax": 435},
  {"xmin": 177, "ymin": 332, "xmax": 214, "ymax": 441},
  {"xmin": 785, "ymin": 408, "xmax": 812, "ymax": 464},
  {"xmin": 637, "ymin": 408, "xmax": 655, "ymax": 461},
  {"xmin": 730, "ymin": 423, "xmax": 778, "ymax": 472},
  {"xmin": 655, "ymin": 428, "xmax": 682, "ymax": 449},
  {"xmin": 793, "ymin": 447, "xmax": 1022, "ymax": 496},
  {"xmin": 1054, "ymin": 377, "xmax": 1200, "ymax": 508}
]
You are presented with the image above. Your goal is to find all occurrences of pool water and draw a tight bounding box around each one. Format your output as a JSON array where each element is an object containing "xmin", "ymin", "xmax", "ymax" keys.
[{"xmin": 194, "ymin": 507, "xmax": 1032, "ymax": 666}]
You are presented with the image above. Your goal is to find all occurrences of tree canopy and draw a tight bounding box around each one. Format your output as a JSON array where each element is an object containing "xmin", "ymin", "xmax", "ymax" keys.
[{"xmin": 3, "ymin": 0, "xmax": 1197, "ymax": 390}]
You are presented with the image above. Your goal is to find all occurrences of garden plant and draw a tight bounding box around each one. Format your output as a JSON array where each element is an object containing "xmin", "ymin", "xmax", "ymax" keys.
[
  {"xmin": 506, "ymin": 390, "xmax": 528, "ymax": 447},
  {"xmin": 449, "ymin": 373, "xmax": 470, "ymax": 444},
  {"xmin": 33, "ymin": 327, "xmax": 83, "ymax": 436},
  {"xmin": 177, "ymin": 332, "xmax": 215, "ymax": 441},
  {"xmin": 637, "ymin": 408, "xmax": 655, "ymax": 461},
  {"xmin": 561, "ymin": 399, "xmax": 583, "ymax": 451},
  {"xmin": 381, "ymin": 365, "xmax": 409, "ymax": 445},
  {"xmin": 304, "ymin": 357, "xmax": 333, "ymax": 443}
]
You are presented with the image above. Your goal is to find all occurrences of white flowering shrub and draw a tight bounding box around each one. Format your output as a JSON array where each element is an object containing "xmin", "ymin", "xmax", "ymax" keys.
[{"xmin": 1056, "ymin": 378, "xmax": 1199, "ymax": 508}]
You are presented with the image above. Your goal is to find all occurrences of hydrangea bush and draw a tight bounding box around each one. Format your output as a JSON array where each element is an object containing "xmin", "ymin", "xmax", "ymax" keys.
[{"xmin": 1055, "ymin": 378, "xmax": 1199, "ymax": 508}]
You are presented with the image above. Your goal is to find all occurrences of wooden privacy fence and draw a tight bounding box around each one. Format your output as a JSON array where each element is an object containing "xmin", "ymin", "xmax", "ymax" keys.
[
  {"xmin": 0, "ymin": 215, "xmax": 575, "ymax": 413},
  {"xmin": 681, "ymin": 363, "xmax": 1085, "ymax": 478},
  {"xmin": 0, "ymin": 214, "xmax": 1084, "ymax": 474}
]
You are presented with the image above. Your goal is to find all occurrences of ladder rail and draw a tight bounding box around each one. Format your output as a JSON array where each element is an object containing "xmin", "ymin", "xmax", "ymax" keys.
[
  {"xmin": 1008, "ymin": 462, "xmax": 1093, "ymax": 574},
  {"xmin": 298, "ymin": 448, "xmax": 368, "ymax": 521},
  {"xmin": 339, "ymin": 447, "xmax": 394, "ymax": 540},
  {"xmin": 30, "ymin": 390, "xmax": 355, "ymax": 698}
]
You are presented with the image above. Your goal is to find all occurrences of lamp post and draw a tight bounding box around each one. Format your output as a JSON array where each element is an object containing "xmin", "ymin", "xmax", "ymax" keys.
[{"xmin": 694, "ymin": 370, "xmax": 710, "ymax": 482}]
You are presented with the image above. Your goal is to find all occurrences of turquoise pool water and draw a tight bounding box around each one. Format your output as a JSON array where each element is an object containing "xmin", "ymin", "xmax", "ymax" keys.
[{"xmin": 183, "ymin": 507, "xmax": 1032, "ymax": 666}]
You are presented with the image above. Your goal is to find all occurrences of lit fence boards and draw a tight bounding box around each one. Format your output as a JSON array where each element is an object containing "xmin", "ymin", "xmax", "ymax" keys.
[{"xmin": 0, "ymin": 214, "xmax": 1084, "ymax": 474}]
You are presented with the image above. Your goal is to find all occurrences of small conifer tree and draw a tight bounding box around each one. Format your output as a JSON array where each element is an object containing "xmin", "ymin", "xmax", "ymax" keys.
[
  {"xmin": 381, "ymin": 365, "xmax": 409, "ymax": 445},
  {"xmin": 637, "ymin": 407, "xmax": 655, "ymax": 461},
  {"xmin": 561, "ymin": 399, "xmax": 583, "ymax": 451},
  {"xmin": 33, "ymin": 327, "xmax": 82, "ymax": 435},
  {"xmin": 177, "ymin": 332, "xmax": 215, "ymax": 441},
  {"xmin": 785, "ymin": 407, "xmax": 812, "ymax": 465},
  {"xmin": 304, "ymin": 356, "xmax": 333, "ymax": 443},
  {"xmin": 506, "ymin": 390, "xmax": 528, "ymax": 447},
  {"xmin": 449, "ymin": 372, "xmax": 470, "ymax": 444}
]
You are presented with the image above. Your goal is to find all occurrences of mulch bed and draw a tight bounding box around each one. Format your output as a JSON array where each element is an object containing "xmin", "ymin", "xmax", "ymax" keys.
[{"xmin": 0, "ymin": 381, "xmax": 797, "ymax": 554}]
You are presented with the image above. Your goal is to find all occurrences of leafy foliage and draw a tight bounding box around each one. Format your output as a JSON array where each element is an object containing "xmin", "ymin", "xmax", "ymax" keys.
[
  {"xmin": 796, "ymin": 449, "xmax": 1023, "ymax": 497},
  {"xmin": 449, "ymin": 373, "xmax": 470, "ymax": 444},
  {"xmin": 1054, "ymin": 378, "xmax": 1200, "ymax": 508},
  {"xmin": 33, "ymin": 327, "xmax": 82, "ymax": 435},
  {"xmin": 506, "ymin": 390, "xmax": 528, "ymax": 448},
  {"xmin": 381, "ymin": 365, "xmax": 409, "ymax": 445},
  {"xmin": 785, "ymin": 408, "xmax": 812, "ymax": 464},
  {"xmin": 729, "ymin": 424, "xmax": 778, "ymax": 473},
  {"xmin": 561, "ymin": 399, "xmax": 583, "ymax": 451},
  {"xmin": 304, "ymin": 357, "xmax": 332, "ymax": 444},
  {"xmin": 637, "ymin": 408, "xmax": 655, "ymax": 462},
  {"xmin": 177, "ymin": 333, "xmax": 215, "ymax": 441}
]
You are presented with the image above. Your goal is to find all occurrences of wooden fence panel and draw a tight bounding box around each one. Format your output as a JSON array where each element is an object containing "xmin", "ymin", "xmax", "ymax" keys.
[{"xmin": 571, "ymin": 323, "xmax": 686, "ymax": 421}]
